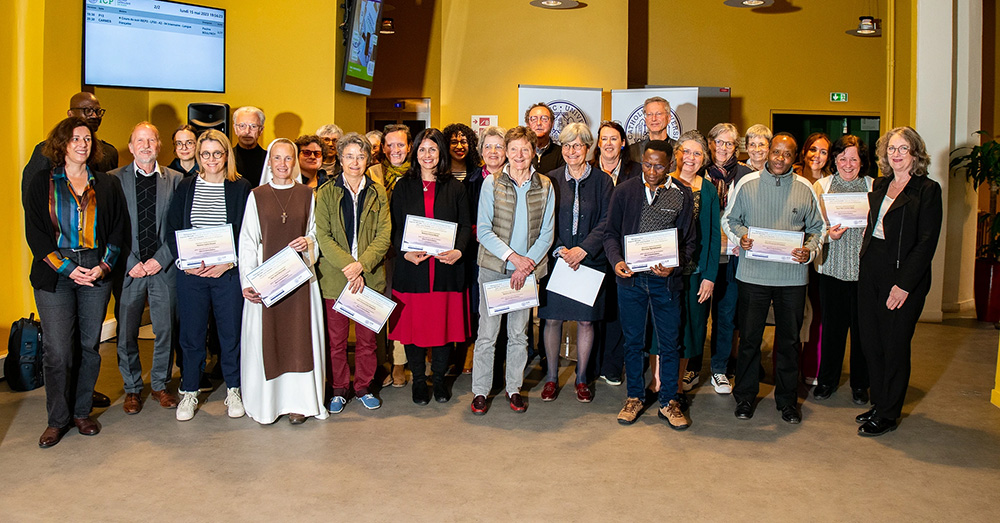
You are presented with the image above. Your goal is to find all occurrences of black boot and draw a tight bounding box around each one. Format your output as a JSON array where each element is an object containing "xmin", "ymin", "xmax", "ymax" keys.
[
  {"xmin": 405, "ymin": 345, "xmax": 430, "ymax": 405},
  {"xmin": 431, "ymin": 345, "xmax": 452, "ymax": 403}
]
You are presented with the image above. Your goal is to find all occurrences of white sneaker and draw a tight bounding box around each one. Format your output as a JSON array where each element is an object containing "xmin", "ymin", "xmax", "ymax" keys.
[
  {"xmin": 681, "ymin": 371, "xmax": 699, "ymax": 392},
  {"xmin": 176, "ymin": 391, "xmax": 199, "ymax": 421},
  {"xmin": 224, "ymin": 387, "xmax": 245, "ymax": 418},
  {"xmin": 711, "ymin": 373, "xmax": 733, "ymax": 394}
]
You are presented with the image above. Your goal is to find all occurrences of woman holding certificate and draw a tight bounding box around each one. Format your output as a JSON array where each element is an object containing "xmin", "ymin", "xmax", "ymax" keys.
[
  {"xmin": 25, "ymin": 117, "xmax": 127, "ymax": 447},
  {"xmin": 537, "ymin": 123, "xmax": 612, "ymax": 403},
  {"xmin": 388, "ymin": 128, "xmax": 472, "ymax": 404},
  {"xmin": 856, "ymin": 127, "xmax": 941, "ymax": 436},
  {"xmin": 316, "ymin": 132, "xmax": 391, "ymax": 413},
  {"xmin": 238, "ymin": 139, "xmax": 327, "ymax": 424},
  {"xmin": 167, "ymin": 129, "xmax": 252, "ymax": 422},
  {"xmin": 811, "ymin": 135, "xmax": 873, "ymax": 405}
]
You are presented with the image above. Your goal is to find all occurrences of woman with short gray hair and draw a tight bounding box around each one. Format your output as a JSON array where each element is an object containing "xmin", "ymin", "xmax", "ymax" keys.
[{"xmin": 537, "ymin": 122, "xmax": 612, "ymax": 403}]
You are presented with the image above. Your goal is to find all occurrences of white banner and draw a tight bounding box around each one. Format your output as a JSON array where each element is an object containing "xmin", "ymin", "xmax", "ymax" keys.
[
  {"xmin": 610, "ymin": 87, "xmax": 699, "ymax": 145},
  {"xmin": 517, "ymin": 85, "xmax": 603, "ymax": 146}
]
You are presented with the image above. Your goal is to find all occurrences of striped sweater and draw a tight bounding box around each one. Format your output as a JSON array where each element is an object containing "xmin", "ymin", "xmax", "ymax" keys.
[{"xmin": 722, "ymin": 166, "xmax": 826, "ymax": 286}]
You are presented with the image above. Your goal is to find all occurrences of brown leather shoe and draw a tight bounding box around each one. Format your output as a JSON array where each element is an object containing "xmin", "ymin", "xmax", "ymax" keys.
[
  {"xmin": 391, "ymin": 364, "xmax": 407, "ymax": 388},
  {"xmin": 38, "ymin": 426, "xmax": 70, "ymax": 448},
  {"xmin": 151, "ymin": 389, "xmax": 179, "ymax": 409},
  {"xmin": 73, "ymin": 417, "xmax": 100, "ymax": 436},
  {"xmin": 123, "ymin": 393, "xmax": 142, "ymax": 414},
  {"xmin": 288, "ymin": 413, "xmax": 307, "ymax": 425}
]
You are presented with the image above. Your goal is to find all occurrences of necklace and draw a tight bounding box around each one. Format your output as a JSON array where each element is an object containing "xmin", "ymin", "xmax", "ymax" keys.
[
  {"xmin": 422, "ymin": 179, "xmax": 434, "ymax": 192},
  {"xmin": 269, "ymin": 184, "xmax": 294, "ymax": 223}
]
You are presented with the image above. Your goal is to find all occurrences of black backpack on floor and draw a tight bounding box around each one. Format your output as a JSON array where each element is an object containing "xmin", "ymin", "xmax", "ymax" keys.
[{"xmin": 5, "ymin": 313, "xmax": 44, "ymax": 391}]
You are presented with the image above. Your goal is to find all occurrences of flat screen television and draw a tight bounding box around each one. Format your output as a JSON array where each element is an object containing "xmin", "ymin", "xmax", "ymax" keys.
[
  {"xmin": 341, "ymin": 0, "xmax": 383, "ymax": 96},
  {"xmin": 83, "ymin": 0, "xmax": 226, "ymax": 93}
]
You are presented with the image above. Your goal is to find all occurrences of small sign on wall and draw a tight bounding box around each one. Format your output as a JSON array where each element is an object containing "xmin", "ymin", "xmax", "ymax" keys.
[
  {"xmin": 830, "ymin": 92, "xmax": 849, "ymax": 102},
  {"xmin": 471, "ymin": 115, "xmax": 498, "ymax": 137}
]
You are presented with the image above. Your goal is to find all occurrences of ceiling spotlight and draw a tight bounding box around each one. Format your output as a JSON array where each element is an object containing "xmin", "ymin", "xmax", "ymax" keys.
[
  {"xmin": 722, "ymin": 0, "xmax": 775, "ymax": 7},
  {"xmin": 846, "ymin": 16, "xmax": 881, "ymax": 37},
  {"xmin": 529, "ymin": 0, "xmax": 581, "ymax": 9},
  {"xmin": 379, "ymin": 18, "xmax": 395, "ymax": 34}
]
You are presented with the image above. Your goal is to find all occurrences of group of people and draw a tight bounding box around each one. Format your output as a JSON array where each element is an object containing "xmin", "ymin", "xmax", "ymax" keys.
[{"xmin": 22, "ymin": 93, "xmax": 941, "ymax": 449}]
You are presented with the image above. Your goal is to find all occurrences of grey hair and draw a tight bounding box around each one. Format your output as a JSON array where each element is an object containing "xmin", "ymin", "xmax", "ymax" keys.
[
  {"xmin": 643, "ymin": 96, "xmax": 671, "ymax": 113},
  {"xmin": 317, "ymin": 124, "xmax": 343, "ymax": 138},
  {"xmin": 708, "ymin": 123, "xmax": 739, "ymax": 142},
  {"xmin": 233, "ymin": 106, "xmax": 265, "ymax": 126},
  {"xmin": 365, "ymin": 130, "xmax": 383, "ymax": 144},
  {"xmin": 336, "ymin": 132, "xmax": 373, "ymax": 165},
  {"xmin": 558, "ymin": 122, "xmax": 594, "ymax": 148},
  {"xmin": 478, "ymin": 126, "xmax": 507, "ymax": 155},
  {"xmin": 745, "ymin": 124, "xmax": 773, "ymax": 144}
]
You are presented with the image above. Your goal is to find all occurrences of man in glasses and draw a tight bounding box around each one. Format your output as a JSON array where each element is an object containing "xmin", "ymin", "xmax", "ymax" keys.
[
  {"xmin": 109, "ymin": 122, "xmax": 184, "ymax": 413},
  {"xmin": 317, "ymin": 124, "xmax": 344, "ymax": 180},
  {"xmin": 628, "ymin": 97, "xmax": 677, "ymax": 165},
  {"xmin": 524, "ymin": 102, "xmax": 565, "ymax": 175},
  {"xmin": 603, "ymin": 140, "xmax": 695, "ymax": 429},
  {"xmin": 232, "ymin": 106, "xmax": 266, "ymax": 186},
  {"xmin": 722, "ymin": 133, "xmax": 825, "ymax": 425},
  {"xmin": 22, "ymin": 92, "xmax": 119, "ymax": 208}
]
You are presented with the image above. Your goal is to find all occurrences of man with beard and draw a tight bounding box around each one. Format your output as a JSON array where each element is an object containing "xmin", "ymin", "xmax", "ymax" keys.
[
  {"xmin": 232, "ymin": 106, "xmax": 266, "ymax": 186},
  {"xmin": 22, "ymin": 92, "xmax": 119, "ymax": 208}
]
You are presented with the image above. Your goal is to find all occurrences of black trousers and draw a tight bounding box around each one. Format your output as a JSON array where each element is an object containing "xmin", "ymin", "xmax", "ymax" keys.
[
  {"xmin": 734, "ymin": 281, "xmax": 806, "ymax": 408},
  {"xmin": 857, "ymin": 239, "xmax": 928, "ymax": 420},
  {"xmin": 817, "ymin": 273, "xmax": 868, "ymax": 390},
  {"xmin": 405, "ymin": 344, "xmax": 451, "ymax": 386}
]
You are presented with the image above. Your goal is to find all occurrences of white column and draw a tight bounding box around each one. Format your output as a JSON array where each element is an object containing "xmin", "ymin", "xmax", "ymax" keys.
[
  {"xmin": 914, "ymin": 0, "xmax": 954, "ymax": 322},
  {"xmin": 943, "ymin": 0, "xmax": 983, "ymax": 314}
]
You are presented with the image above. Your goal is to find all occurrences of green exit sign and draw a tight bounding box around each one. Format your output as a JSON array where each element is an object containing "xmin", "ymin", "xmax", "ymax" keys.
[{"xmin": 830, "ymin": 92, "xmax": 849, "ymax": 102}]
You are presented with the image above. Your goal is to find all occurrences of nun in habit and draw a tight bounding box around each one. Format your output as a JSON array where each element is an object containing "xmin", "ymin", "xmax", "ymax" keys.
[{"xmin": 239, "ymin": 138, "xmax": 328, "ymax": 424}]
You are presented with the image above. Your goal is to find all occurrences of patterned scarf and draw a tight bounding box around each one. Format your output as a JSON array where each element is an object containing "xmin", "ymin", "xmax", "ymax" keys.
[
  {"xmin": 382, "ymin": 160, "xmax": 410, "ymax": 195},
  {"xmin": 706, "ymin": 153, "xmax": 740, "ymax": 209}
]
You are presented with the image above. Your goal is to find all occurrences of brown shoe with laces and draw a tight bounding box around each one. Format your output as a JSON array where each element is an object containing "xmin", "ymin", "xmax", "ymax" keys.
[
  {"xmin": 151, "ymin": 389, "xmax": 179, "ymax": 409},
  {"xmin": 123, "ymin": 393, "xmax": 142, "ymax": 415},
  {"xmin": 658, "ymin": 400, "xmax": 690, "ymax": 430},
  {"xmin": 617, "ymin": 397, "xmax": 644, "ymax": 425}
]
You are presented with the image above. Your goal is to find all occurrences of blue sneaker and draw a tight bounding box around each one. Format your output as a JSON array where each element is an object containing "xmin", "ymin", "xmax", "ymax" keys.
[
  {"xmin": 328, "ymin": 396, "xmax": 347, "ymax": 414},
  {"xmin": 357, "ymin": 393, "xmax": 381, "ymax": 410}
]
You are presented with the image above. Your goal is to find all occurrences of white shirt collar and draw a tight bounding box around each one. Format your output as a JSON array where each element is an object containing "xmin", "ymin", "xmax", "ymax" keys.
[{"xmin": 135, "ymin": 161, "xmax": 161, "ymax": 178}]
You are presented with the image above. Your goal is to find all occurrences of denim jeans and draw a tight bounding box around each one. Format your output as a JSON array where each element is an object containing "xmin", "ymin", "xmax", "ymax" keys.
[
  {"xmin": 34, "ymin": 250, "xmax": 113, "ymax": 427},
  {"xmin": 709, "ymin": 259, "xmax": 739, "ymax": 374},
  {"xmin": 176, "ymin": 269, "xmax": 243, "ymax": 392},
  {"xmin": 471, "ymin": 267, "xmax": 530, "ymax": 397},
  {"xmin": 617, "ymin": 273, "xmax": 681, "ymax": 407}
]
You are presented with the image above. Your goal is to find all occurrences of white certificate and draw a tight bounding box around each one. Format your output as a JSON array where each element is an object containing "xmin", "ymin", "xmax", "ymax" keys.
[
  {"xmin": 245, "ymin": 246, "xmax": 312, "ymax": 308},
  {"xmin": 746, "ymin": 227, "xmax": 805, "ymax": 264},
  {"xmin": 624, "ymin": 229, "xmax": 679, "ymax": 272},
  {"xmin": 546, "ymin": 258, "xmax": 605, "ymax": 307},
  {"xmin": 721, "ymin": 227, "xmax": 739, "ymax": 256},
  {"xmin": 400, "ymin": 215, "xmax": 458, "ymax": 255},
  {"xmin": 175, "ymin": 224, "xmax": 237, "ymax": 270},
  {"xmin": 332, "ymin": 285, "xmax": 397, "ymax": 333},
  {"xmin": 822, "ymin": 192, "xmax": 870, "ymax": 228},
  {"xmin": 483, "ymin": 274, "xmax": 539, "ymax": 317}
]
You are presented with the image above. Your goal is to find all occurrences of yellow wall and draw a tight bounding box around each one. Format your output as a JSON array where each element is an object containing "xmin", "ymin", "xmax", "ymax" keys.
[
  {"xmin": 437, "ymin": 0, "xmax": 629, "ymax": 129},
  {"xmin": 647, "ymin": 2, "xmax": 888, "ymax": 131}
]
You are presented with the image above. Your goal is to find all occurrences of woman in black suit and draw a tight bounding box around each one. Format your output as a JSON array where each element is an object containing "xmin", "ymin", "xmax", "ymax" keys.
[{"xmin": 856, "ymin": 126, "xmax": 942, "ymax": 436}]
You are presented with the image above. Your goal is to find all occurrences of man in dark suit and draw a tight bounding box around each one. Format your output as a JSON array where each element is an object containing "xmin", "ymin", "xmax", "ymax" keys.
[{"xmin": 110, "ymin": 122, "xmax": 183, "ymax": 413}]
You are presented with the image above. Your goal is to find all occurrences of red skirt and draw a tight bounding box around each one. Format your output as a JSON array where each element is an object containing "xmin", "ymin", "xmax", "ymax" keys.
[{"xmin": 388, "ymin": 288, "xmax": 470, "ymax": 347}]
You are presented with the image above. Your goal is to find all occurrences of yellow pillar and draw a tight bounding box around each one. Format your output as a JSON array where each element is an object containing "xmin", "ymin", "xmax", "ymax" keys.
[{"xmin": 993, "ymin": 336, "xmax": 1000, "ymax": 408}]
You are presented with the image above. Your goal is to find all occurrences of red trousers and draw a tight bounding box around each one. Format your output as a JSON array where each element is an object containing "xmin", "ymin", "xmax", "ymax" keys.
[{"xmin": 325, "ymin": 299, "xmax": 379, "ymax": 397}]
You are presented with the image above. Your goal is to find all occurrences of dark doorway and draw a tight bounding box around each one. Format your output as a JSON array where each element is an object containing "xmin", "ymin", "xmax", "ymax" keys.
[{"xmin": 772, "ymin": 113, "xmax": 881, "ymax": 176}]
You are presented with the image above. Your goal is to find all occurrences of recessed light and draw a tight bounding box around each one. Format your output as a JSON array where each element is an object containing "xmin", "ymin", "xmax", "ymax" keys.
[
  {"xmin": 722, "ymin": 0, "xmax": 775, "ymax": 7},
  {"xmin": 529, "ymin": 0, "xmax": 581, "ymax": 9}
]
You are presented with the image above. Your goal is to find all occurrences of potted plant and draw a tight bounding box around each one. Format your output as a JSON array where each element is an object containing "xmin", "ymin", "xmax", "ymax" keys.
[{"xmin": 951, "ymin": 130, "xmax": 1000, "ymax": 322}]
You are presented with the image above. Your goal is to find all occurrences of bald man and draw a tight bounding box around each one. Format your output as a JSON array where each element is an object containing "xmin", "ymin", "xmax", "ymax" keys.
[
  {"xmin": 109, "ymin": 123, "xmax": 183, "ymax": 413},
  {"xmin": 22, "ymin": 92, "xmax": 120, "ymax": 208}
]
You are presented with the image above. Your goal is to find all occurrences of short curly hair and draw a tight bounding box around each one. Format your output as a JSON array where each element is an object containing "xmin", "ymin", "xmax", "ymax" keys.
[
  {"xmin": 336, "ymin": 132, "xmax": 373, "ymax": 167},
  {"xmin": 43, "ymin": 116, "xmax": 104, "ymax": 169},
  {"xmin": 295, "ymin": 134, "xmax": 330, "ymax": 158}
]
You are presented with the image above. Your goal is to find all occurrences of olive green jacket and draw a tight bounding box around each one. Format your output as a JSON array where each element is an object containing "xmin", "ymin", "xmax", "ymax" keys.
[{"xmin": 315, "ymin": 176, "xmax": 391, "ymax": 298}]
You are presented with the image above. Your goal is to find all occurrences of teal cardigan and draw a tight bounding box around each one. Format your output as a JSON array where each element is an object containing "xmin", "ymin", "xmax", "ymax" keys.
[{"xmin": 693, "ymin": 176, "xmax": 721, "ymax": 283}]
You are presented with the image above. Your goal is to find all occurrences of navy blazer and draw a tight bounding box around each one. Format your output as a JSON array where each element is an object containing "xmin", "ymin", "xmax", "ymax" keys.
[
  {"xmin": 545, "ymin": 165, "xmax": 613, "ymax": 269},
  {"xmin": 860, "ymin": 174, "xmax": 942, "ymax": 294},
  {"xmin": 165, "ymin": 175, "xmax": 253, "ymax": 260},
  {"xmin": 603, "ymin": 176, "xmax": 696, "ymax": 290}
]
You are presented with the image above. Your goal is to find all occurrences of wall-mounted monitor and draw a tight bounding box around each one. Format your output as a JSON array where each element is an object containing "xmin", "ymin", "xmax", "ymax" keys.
[
  {"xmin": 341, "ymin": 0, "xmax": 383, "ymax": 96},
  {"xmin": 84, "ymin": 0, "xmax": 225, "ymax": 93}
]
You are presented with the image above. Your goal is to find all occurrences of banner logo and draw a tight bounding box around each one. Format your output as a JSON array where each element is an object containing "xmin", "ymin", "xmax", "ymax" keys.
[{"xmin": 548, "ymin": 100, "xmax": 589, "ymax": 144}]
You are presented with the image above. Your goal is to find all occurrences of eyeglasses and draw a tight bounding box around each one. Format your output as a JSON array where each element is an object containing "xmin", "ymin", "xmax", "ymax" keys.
[
  {"xmin": 342, "ymin": 154, "xmax": 366, "ymax": 163},
  {"xmin": 681, "ymin": 148, "xmax": 704, "ymax": 158},
  {"xmin": 641, "ymin": 161, "xmax": 668, "ymax": 172},
  {"xmin": 886, "ymin": 145, "xmax": 910, "ymax": 155},
  {"xmin": 300, "ymin": 150, "xmax": 323, "ymax": 158},
  {"xmin": 450, "ymin": 139, "xmax": 468, "ymax": 146},
  {"xmin": 199, "ymin": 151, "xmax": 226, "ymax": 160},
  {"xmin": 714, "ymin": 139, "xmax": 735, "ymax": 148},
  {"xmin": 562, "ymin": 143, "xmax": 587, "ymax": 151},
  {"xmin": 174, "ymin": 140, "xmax": 195, "ymax": 148},
  {"xmin": 747, "ymin": 142, "xmax": 769, "ymax": 150},
  {"xmin": 482, "ymin": 143, "xmax": 504, "ymax": 151},
  {"xmin": 235, "ymin": 122, "xmax": 261, "ymax": 132},
  {"xmin": 644, "ymin": 112, "xmax": 667, "ymax": 118},
  {"xmin": 527, "ymin": 116, "xmax": 551, "ymax": 124},
  {"xmin": 72, "ymin": 107, "xmax": 106, "ymax": 118}
]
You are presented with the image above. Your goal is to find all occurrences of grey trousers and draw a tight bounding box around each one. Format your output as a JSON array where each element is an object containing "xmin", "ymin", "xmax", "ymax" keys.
[
  {"xmin": 471, "ymin": 267, "xmax": 530, "ymax": 396},
  {"xmin": 116, "ymin": 267, "xmax": 178, "ymax": 393}
]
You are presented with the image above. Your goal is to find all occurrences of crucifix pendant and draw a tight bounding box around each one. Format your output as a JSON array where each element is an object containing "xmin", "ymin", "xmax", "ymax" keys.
[{"xmin": 281, "ymin": 212, "xmax": 287, "ymax": 224}]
